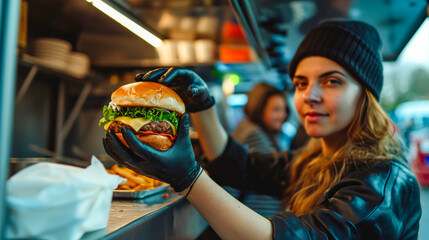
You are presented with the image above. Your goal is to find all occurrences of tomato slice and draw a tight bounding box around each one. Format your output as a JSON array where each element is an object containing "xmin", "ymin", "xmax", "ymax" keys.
[{"xmin": 136, "ymin": 131, "xmax": 176, "ymax": 141}]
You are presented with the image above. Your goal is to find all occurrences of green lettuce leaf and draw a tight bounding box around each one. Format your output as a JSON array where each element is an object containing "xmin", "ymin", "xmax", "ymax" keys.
[{"xmin": 98, "ymin": 105, "xmax": 179, "ymax": 129}]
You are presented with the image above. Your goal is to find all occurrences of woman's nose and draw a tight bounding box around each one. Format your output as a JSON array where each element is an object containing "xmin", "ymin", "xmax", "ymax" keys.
[{"xmin": 303, "ymin": 84, "xmax": 322, "ymax": 103}]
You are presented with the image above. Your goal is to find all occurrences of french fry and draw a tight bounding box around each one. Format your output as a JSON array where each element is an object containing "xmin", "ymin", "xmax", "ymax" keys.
[
  {"xmin": 108, "ymin": 164, "xmax": 167, "ymax": 191},
  {"xmin": 132, "ymin": 184, "xmax": 151, "ymax": 191},
  {"xmin": 111, "ymin": 165, "xmax": 146, "ymax": 185},
  {"xmin": 124, "ymin": 179, "xmax": 138, "ymax": 188},
  {"xmin": 117, "ymin": 183, "xmax": 132, "ymax": 190}
]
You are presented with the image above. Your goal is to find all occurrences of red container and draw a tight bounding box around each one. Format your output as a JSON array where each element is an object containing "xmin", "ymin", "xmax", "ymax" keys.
[{"xmin": 410, "ymin": 137, "xmax": 429, "ymax": 187}]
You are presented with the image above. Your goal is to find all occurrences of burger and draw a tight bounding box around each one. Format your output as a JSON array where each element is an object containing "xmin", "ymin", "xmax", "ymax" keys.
[{"xmin": 99, "ymin": 82, "xmax": 185, "ymax": 151}]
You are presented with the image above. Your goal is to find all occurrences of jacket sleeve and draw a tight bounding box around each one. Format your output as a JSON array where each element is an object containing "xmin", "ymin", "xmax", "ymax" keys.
[
  {"xmin": 269, "ymin": 160, "xmax": 422, "ymax": 240},
  {"xmin": 231, "ymin": 120, "xmax": 277, "ymax": 154},
  {"xmin": 205, "ymin": 136, "xmax": 289, "ymax": 197},
  {"xmin": 241, "ymin": 128, "xmax": 277, "ymax": 154}
]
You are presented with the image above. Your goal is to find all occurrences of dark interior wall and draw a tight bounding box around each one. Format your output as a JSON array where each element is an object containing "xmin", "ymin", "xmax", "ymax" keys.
[
  {"xmin": 66, "ymin": 108, "xmax": 109, "ymax": 160},
  {"xmin": 11, "ymin": 63, "xmax": 93, "ymax": 159},
  {"xmin": 11, "ymin": 66, "xmax": 56, "ymax": 157},
  {"xmin": 63, "ymin": 97, "xmax": 110, "ymax": 160}
]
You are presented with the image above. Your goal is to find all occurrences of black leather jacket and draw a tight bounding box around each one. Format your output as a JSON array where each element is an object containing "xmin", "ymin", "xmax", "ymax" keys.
[{"xmin": 206, "ymin": 137, "xmax": 422, "ymax": 240}]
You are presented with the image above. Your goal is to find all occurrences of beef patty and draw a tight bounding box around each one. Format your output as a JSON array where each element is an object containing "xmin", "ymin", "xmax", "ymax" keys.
[{"xmin": 108, "ymin": 121, "xmax": 173, "ymax": 135}]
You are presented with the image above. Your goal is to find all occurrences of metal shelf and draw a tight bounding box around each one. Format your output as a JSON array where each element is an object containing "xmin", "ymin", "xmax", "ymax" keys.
[{"xmin": 17, "ymin": 56, "xmax": 93, "ymax": 158}]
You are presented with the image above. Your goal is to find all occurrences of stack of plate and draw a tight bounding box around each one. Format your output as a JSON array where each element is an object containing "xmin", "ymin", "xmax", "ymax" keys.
[
  {"xmin": 34, "ymin": 38, "xmax": 71, "ymax": 71},
  {"xmin": 65, "ymin": 52, "xmax": 90, "ymax": 78}
]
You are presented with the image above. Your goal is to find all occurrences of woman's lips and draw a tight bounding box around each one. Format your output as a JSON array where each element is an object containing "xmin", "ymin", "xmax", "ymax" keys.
[{"xmin": 304, "ymin": 112, "xmax": 329, "ymax": 122}]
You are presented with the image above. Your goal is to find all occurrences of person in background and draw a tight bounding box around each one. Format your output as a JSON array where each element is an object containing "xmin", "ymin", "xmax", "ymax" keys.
[
  {"xmin": 233, "ymin": 82, "xmax": 309, "ymax": 155},
  {"xmin": 232, "ymin": 82, "xmax": 290, "ymax": 154},
  {"xmin": 103, "ymin": 20, "xmax": 421, "ymax": 239}
]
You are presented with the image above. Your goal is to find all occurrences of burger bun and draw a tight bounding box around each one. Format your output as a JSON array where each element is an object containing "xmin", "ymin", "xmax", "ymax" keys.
[
  {"xmin": 111, "ymin": 82, "xmax": 185, "ymax": 114},
  {"xmin": 115, "ymin": 133, "xmax": 173, "ymax": 151}
]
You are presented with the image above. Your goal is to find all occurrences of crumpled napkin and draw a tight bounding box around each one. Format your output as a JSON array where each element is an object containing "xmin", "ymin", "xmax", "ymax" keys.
[{"xmin": 6, "ymin": 156, "xmax": 125, "ymax": 240}]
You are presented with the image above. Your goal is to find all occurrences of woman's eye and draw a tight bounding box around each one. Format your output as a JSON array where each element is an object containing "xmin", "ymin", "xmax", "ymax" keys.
[
  {"xmin": 324, "ymin": 79, "xmax": 341, "ymax": 86},
  {"xmin": 293, "ymin": 81, "xmax": 307, "ymax": 88}
]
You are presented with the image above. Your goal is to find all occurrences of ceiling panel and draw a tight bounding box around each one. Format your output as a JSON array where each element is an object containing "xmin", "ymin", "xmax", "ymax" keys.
[{"xmin": 232, "ymin": 0, "xmax": 427, "ymax": 64}]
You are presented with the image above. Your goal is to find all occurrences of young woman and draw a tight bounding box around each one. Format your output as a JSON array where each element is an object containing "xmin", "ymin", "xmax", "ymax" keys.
[{"xmin": 103, "ymin": 20, "xmax": 421, "ymax": 239}]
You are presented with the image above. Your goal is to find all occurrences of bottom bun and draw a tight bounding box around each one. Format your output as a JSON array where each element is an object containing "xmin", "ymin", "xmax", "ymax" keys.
[{"xmin": 116, "ymin": 133, "xmax": 173, "ymax": 151}]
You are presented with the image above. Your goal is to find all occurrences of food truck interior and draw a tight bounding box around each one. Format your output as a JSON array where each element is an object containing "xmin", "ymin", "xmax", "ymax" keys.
[{"xmin": 1, "ymin": 0, "xmax": 428, "ymax": 238}]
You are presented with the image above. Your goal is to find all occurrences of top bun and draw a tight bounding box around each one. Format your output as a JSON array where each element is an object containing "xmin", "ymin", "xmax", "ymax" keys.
[{"xmin": 111, "ymin": 82, "xmax": 185, "ymax": 114}]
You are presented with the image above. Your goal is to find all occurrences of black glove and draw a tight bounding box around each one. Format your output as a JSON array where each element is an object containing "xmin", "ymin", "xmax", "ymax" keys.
[
  {"xmin": 135, "ymin": 67, "xmax": 215, "ymax": 113},
  {"xmin": 103, "ymin": 114, "xmax": 202, "ymax": 192}
]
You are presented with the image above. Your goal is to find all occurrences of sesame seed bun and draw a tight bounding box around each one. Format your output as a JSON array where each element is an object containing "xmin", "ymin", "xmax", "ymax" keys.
[{"xmin": 111, "ymin": 82, "xmax": 185, "ymax": 114}]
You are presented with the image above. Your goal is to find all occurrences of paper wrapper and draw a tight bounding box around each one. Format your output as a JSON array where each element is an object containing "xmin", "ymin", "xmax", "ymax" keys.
[{"xmin": 6, "ymin": 156, "xmax": 125, "ymax": 240}]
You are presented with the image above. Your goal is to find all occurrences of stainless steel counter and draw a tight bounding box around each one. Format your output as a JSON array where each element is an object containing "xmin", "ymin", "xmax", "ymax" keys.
[{"xmin": 102, "ymin": 189, "xmax": 208, "ymax": 239}]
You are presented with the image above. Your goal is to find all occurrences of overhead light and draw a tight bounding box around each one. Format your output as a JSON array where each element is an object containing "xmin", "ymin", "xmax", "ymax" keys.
[{"xmin": 86, "ymin": 0, "xmax": 162, "ymax": 48}]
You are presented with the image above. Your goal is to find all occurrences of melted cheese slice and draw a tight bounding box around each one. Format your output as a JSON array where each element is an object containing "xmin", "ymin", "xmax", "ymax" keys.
[{"xmin": 104, "ymin": 116, "xmax": 177, "ymax": 135}]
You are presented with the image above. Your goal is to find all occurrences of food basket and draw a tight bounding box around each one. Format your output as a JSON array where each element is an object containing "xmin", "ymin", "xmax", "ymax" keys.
[{"xmin": 113, "ymin": 184, "xmax": 170, "ymax": 199}]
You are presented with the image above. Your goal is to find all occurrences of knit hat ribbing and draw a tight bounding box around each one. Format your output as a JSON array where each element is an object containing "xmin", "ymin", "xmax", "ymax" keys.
[{"xmin": 289, "ymin": 20, "xmax": 384, "ymax": 100}]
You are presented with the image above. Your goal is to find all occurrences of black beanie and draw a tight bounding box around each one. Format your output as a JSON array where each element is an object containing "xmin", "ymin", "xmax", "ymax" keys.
[{"xmin": 289, "ymin": 20, "xmax": 383, "ymax": 100}]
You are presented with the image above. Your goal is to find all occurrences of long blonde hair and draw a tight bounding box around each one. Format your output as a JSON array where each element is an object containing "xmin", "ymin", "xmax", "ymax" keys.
[{"xmin": 284, "ymin": 89, "xmax": 403, "ymax": 216}]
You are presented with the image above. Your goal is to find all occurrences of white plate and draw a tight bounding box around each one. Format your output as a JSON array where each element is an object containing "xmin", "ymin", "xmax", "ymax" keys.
[
  {"xmin": 35, "ymin": 49, "xmax": 69, "ymax": 57},
  {"xmin": 34, "ymin": 38, "xmax": 71, "ymax": 50},
  {"xmin": 24, "ymin": 55, "xmax": 66, "ymax": 71}
]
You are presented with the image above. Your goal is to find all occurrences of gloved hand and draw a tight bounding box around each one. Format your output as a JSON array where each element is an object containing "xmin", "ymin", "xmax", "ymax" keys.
[
  {"xmin": 135, "ymin": 67, "xmax": 215, "ymax": 113},
  {"xmin": 103, "ymin": 114, "xmax": 202, "ymax": 192}
]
